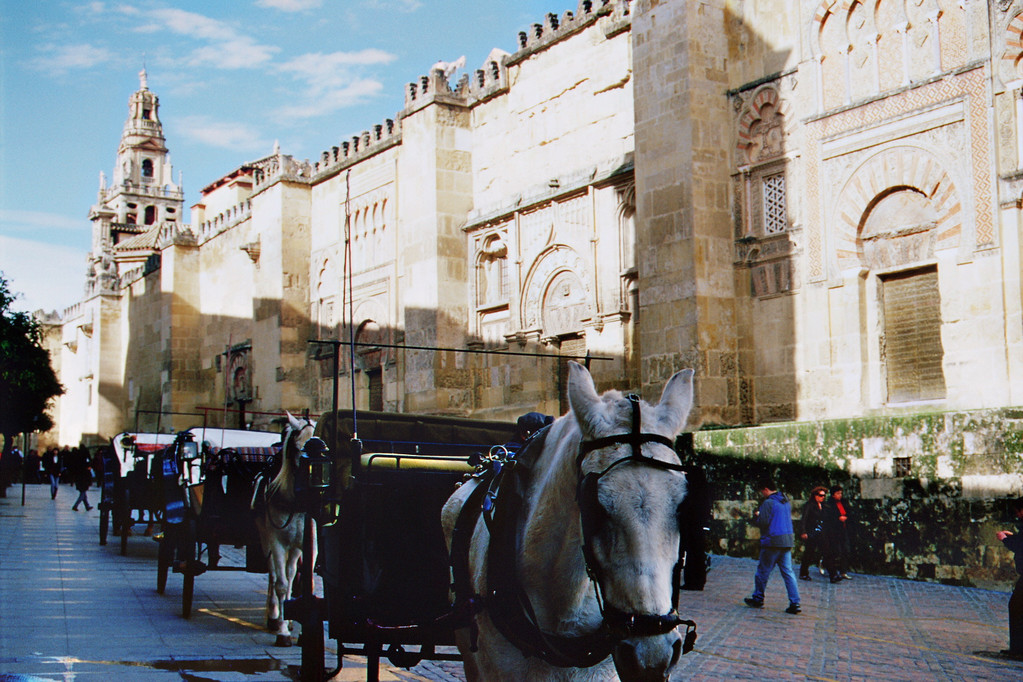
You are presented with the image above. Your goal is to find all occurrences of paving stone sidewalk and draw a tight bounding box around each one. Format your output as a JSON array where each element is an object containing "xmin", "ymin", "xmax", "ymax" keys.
[{"xmin": 2, "ymin": 482, "xmax": 1021, "ymax": 681}]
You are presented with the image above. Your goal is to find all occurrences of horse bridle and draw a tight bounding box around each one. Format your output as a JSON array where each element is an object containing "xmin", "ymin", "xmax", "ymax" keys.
[
  {"xmin": 263, "ymin": 418, "xmax": 316, "ymax": 529},
  {"xmin": 576, "ymin": 394, "xmax": 697, "ymax": 650}
]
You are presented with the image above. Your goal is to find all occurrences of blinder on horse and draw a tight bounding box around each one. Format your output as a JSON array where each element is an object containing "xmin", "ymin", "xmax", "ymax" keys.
[{"xmin": 575, "ymin": 394, "xmax": 698, "ymax": 653}]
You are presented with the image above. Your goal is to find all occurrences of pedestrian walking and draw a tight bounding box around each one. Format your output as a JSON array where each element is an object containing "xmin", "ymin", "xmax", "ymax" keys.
[
  {"xmin": 744, "ymin": 476, "xmax": 801, "ymax": 614},
  {"xmin": 44, "ymin": 448, "xmax": 62, "ymax": 499},
  {"xmin": 996, "ymin": 498, "xmax": 1023, "ymax": 660},
  {"xmin": 824, "ymin": 484, "xmax": 853, "ymax": 582},
  {"xmin": 799, "ymin": 485, "xmax": 828, "ymax": 581},
  {"xmin": 69, "ymin": 448, "xmax": 93, "ymax": 511},
  {"xmin": 24, "ymin": 449, "xmax": 42, "ymax": 484}
]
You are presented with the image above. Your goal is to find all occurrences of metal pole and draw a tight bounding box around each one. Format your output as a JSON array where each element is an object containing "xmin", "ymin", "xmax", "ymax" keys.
[
  {"xmin": 300, "ymin": 509, "xmax": 323, "ymax": 682},
  {"xmin": 331, "ymin": 344, "xmax": 339, "ymax": 457}
]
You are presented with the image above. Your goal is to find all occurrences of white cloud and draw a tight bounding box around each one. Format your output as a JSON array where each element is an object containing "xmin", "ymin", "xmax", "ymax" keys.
[
  {"xmin": 256, "ymin": 0, "xmax": 323, "ymax": 10},
  {"xmin": 366, "ymin": 0, "xmax": 422, "ymax": 11},
  {"xmin": 176, "ymin": 116, "xmax": 271, "ymax": 153},
  {"xmin": 134, "ymin": 8, "xmax": 278, "ymax": 69},
  {"xmin": 0, "ymin": 236, "xmax": 87, "ymax": 315},
  {"xmin": 274, "ymin": 79, "xmax": 385, "ymax": 120},
  {"xmin": 0, "ymin": 210, "xmax": 83, "ymax": 232},
  {"xmin": 277, "ymin": 49, "xmax": 397, "ymax": 83},
  {"xmin": 271, "ymin": 49, "xmax": 396, "ymax": 120},
  {"xmin": 29, "ymin": 43, "xmax": 114, "ymax": 73}
]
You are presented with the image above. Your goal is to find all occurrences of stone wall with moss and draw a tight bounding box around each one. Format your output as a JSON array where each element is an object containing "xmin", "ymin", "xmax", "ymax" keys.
[{"xmin": 680, "ymin": 409, "xmax": 1023, "ymax": 590}]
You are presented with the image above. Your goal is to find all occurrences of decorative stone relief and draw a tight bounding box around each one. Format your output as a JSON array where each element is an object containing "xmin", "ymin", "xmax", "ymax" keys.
[
  {"xmin": 736, "ymin": 86, "xmax": 787, "ymax": 165},
  {"xmin": 518, "ymin": 205, "xmax": 555, "ymax": 266},
  {"xmin": 542, "ymin": 269, "xmax": 590, "ymax": 337},
  {"xmin": 476, "ymin": 230, "xmax": 509, "ymax": 308},
  {"xmin": 826, "ymin": 142, "xmax": 964, "ymax": 275},
  {"xmin": 226, "ymin": 347, "xmax": 252, "ymax": 403},
  {"xmin": 522, "ymin": 245, "xmax": 591, "ymax": 331}
]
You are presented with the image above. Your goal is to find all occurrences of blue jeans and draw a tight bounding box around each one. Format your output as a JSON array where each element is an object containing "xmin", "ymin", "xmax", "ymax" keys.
[{"xmin": 752, "ymin": 547, "xmax": 800, "ymax": 606}]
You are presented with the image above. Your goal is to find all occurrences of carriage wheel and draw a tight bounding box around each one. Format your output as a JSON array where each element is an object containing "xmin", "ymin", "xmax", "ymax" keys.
[
  {"xmin": 99, "ymin": 508, "xmax": 109, "ymax": 546},
  {"xmin": 157, "ymin": 535, "xmax": 173, "ymax": 595}
]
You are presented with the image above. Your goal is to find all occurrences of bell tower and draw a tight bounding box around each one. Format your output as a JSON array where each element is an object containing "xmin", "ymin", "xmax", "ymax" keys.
[{"xmin": 87, "ymin": 69, "xmax": 184, "ymax": 292}]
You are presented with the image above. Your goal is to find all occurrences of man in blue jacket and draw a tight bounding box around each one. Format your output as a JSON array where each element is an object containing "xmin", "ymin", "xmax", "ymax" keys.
[
  {"xmin": 997, "ymin": 499, "xmax": 1023, "ymax": 659},
  {"xmin": 745, "ymin": 477, "xmax": 801, "ymax": 614}
]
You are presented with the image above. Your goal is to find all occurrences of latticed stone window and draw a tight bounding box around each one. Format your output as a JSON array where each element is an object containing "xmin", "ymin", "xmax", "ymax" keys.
[
  {"xmin": 762, "ymin": 173, "xmax": 787, "ymax": 234},
  {"xmin": 893, "ymin": 457, "xmax": 912, "ymax": 478}
]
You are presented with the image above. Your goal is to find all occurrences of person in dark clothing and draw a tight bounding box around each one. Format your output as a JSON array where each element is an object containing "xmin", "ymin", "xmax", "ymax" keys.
[
  {"xmin": 25, "ymin": 449, "xmax": 42, "ymax": 484},
  {"xmin": 799, "ymin": 485, "xmax": 829, "ymax": 581},
  {"xmin": 744, "ymin": 476, "xmax": 801, "ymax": 614},
  {"xmin": 997, "ymin": 498, "xmax": 1023, "ymax": 660},
  {"xmin": 503, "ymin": 412, "xmax": 553, "ymax": 454},
  {"xmin": 678, "ymin": 464, "xmax": 712, "ymax": 591},
  {"xmin": 69, "ymin": 448, "xmax": 93, "ymax": 511},
  {"xmin": 44, "ymin": 448, "xmax": 62, "ymax": 499},
  {"xmin": 823, "ymin": 484, "xmax": 853, "ymax": 582}
]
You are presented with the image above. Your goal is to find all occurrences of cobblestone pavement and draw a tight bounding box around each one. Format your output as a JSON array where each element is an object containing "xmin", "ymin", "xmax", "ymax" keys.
[{"xmin": 2, "ymin": 483, "xmax": 1021, "ymax": 681}]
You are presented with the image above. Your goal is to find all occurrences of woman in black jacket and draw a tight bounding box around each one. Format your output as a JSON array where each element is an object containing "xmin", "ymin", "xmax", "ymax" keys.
[
  {"xmin": 69, "ymin": 448, "xmax": 93, "ymax": 511},
  {"xmin": 799, "ymin": 486, "xmax": 828, "ymax": 581}
]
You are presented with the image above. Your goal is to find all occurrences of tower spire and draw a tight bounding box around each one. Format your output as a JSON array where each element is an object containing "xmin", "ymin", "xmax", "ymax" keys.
[{"xmin": 88, "ymin": 73, "xmax": 184, "ymax": 265}]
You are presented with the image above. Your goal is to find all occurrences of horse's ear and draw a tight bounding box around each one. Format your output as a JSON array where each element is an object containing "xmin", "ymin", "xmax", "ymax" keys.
[
  {"xmin": 567, "ymin": 361, "xmax": 605, "ymax": 432},
  {"xmin": 286, "ymin": 411, "xmax": 302, "ymax": 430},
  {"xmin": 656, "ymin": 368, "xmax": 695, "ymax": 435}
]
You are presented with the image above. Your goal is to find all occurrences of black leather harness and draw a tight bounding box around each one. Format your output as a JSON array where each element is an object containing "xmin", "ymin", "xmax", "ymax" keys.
[{"xmin": 449, "ymin": 399, "xmax": 698, "ymax": 668}]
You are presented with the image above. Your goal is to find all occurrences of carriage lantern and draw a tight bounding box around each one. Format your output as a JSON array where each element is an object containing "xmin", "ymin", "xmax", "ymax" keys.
[
  {"xmin": 176, "ymin": 432, "xmax": 201, "ymax": 487},
  {"xmin": 296, "ymin": 437, "xmax": 331, "ymax": 507}
]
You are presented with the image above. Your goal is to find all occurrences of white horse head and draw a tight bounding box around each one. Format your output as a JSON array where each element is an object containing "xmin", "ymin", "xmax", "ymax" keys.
[
  {"xmin": 444, "ymin": 362, "xmax": 696, "ymax": 681},
  {"xmin": 270, "ymin": 412, "xmax": 316, "ymax": 499},
  {"xmin": 568, "ymin": 362, "xmax": 694, "ymax": 680}
]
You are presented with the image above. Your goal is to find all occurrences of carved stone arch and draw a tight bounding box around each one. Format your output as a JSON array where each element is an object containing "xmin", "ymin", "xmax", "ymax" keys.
[
  {"xmin": 1000, "ymin": 12, "xmax": 1023, "ymax": 82},
  {"xmin": 814, "ymin": 0, "xmax": 851, "ymax": 108},
  {"xmin": 520, "ymin": 244, "xmax": 592, "ymax": 334},
  {"xmin": 830, "ymin": 145, "xmax": 962, "ymax": 275},
  {"xmin": 616, "ymin": 181, "xmax": 636, "ymax": 221},
  {"xmin": 736, "ymin": 85, "xmax": 791, "ymax": 164},
  {"xmin": 315, "ymin": 257, "xmax": 339, "ymax": 339},
  {"xmin": 316, "ymin": 257, "xmax": 337, "ymax": 295},
  {"xmin": 353, "ymin": 302, "xmax": 389, "ymax": 371},
  {"xmin": 476, "ymin": 231, "xmax": 509, "ymax": 308},
  {"xmin": 810, "ymin": 0, "xmax": 845, "ymax": 59}
]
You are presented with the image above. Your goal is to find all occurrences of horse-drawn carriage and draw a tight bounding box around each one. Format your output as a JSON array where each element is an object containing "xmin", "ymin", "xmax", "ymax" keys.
[
  {"xmin": 99, "ymin": 432, "xmax": 177, "ymax": 553},
  {"xmin": 285, "ymin": 363, "xmax": 702, "ymax": 682},
  {"xmin": 306, "ymin": 410, "xmax": 518, "ymax": 680},
  {"xmin": 151, "ymin": 426, "xmax": 281, "ymax": 618}
]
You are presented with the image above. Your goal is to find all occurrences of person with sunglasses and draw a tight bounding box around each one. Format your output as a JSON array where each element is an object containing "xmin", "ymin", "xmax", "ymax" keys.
[{"xmin": 798, "ymin": 486, "xmax": 829, "ymax": 581}]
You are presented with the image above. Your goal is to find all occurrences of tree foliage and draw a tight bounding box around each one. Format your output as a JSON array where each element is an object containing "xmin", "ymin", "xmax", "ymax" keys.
[{"xmin": 0, "ymin": 273, "xmax": 64, "ymax": 456}]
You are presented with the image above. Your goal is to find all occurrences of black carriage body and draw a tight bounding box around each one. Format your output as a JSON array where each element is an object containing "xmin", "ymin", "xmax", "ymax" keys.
[
  {"xmin": 160, "ymin": 428, "xmax": 280, "ymax": 565},
  {"xmin": 154, "ymin": 427, "xmax": 281, "ymax": 617},
  {"xmin": 316, "ymin": 411, "xmax": 517, "ymax": 650},
  {"xmin": 102, "ymin": 432, "xmax": 178, "ymax": 551}
]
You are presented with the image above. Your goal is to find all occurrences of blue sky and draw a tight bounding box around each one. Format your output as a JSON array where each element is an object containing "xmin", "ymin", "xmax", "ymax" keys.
[{"xmin": 0, "ymin": 0, "xmax": 565, "ymax": 314}]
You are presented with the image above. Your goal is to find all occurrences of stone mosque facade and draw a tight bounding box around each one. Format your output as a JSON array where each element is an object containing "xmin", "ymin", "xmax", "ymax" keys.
[{"xmin": 52, "ymin": 0, "xmax": 1023, "ymax": 583}]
